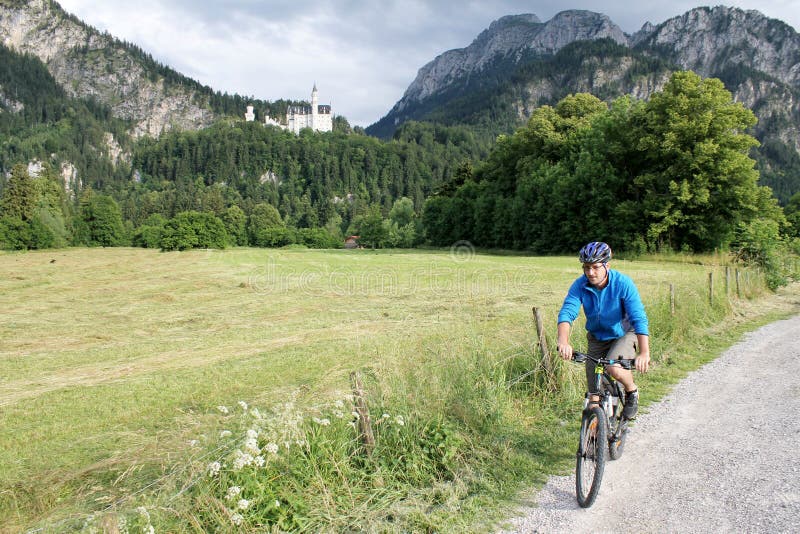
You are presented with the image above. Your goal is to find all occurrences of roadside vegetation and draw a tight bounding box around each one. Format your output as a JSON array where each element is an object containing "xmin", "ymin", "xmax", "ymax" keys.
[{"xmin": 1, "ymin": 247, "xmax": 796, "ymax": 532}]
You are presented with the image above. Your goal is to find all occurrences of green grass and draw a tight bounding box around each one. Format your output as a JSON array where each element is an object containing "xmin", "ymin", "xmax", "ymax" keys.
[{"xmin": 0, "ymin": 247, "xmax": 796, "ymax": 532}]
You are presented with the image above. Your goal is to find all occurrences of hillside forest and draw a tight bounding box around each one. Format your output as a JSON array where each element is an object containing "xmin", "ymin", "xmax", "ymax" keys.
[{"xmin": 0, "ymin": 41, "xmax": 799, "ymax": 287}]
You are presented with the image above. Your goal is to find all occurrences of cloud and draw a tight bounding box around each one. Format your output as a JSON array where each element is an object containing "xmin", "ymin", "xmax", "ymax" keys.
[{"xmin": 56, "ymin": 0, "xmax": 800, "ymax": 127}]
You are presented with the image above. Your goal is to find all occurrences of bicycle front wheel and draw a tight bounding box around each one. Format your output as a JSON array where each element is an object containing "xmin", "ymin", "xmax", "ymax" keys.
[{"xmin": 576, "ymin": 405, "xmax": 607, "ymax": 508}]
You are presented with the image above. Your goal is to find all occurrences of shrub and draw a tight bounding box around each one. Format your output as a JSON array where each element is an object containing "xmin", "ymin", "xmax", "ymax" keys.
[
  {"xmin": 133, "ymin": 214, "xmax": 168, "ymax": 248},
  {"xmin": 160, "ymin": 211, "xmax": 228, "ymax": 251},
  {"xmin": 732, "ymin": 219, "xmax": 791, "ymax": 289},
  {"xmin": 251, "ymin": 226, "xmax": 295, "ymax": 248},
  {"xmin": 296, "ymin": 227, "xmax": 341, "ymax": 249},
  {"xmin": 0, "ymin": 216, "xmax": 31, "ymax": 250}
]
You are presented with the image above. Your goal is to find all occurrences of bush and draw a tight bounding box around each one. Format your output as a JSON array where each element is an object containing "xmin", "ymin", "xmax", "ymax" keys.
[
  {"xmin": 0, "ymin": 216, "xmax": 31, "ymax": 250},
  {"xmin": 296, "ymin": 227, "xmax": 341, "ymax": 249},
  {"xmin": 160, "ymin": 211, "xmax": 228, "ymax": 251},
  {"xmin": 133, "ymin": 214, "xmax": 168, "ymax": 248},
  {"xmin": 732, "ymin": 219, "xmax": 792, "ymax": 289},
  {"xmin": 28, "ymin": 216, "xmax": 56, "ymax": 249},
  {"xmin": 251, "ymin": 226, "xmax": 295, "ymax": 248}
]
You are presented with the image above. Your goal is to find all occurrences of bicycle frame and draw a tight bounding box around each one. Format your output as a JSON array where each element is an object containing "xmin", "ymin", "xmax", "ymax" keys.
[{"xmin": 575, "ymin": 352, "xmax": 634, "ymax": 446}]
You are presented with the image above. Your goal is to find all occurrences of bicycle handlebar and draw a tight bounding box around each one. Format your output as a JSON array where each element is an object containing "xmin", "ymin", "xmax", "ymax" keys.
[{"xmin": 572, "ymin": 351, "xmax": 635, "ymax": 370}]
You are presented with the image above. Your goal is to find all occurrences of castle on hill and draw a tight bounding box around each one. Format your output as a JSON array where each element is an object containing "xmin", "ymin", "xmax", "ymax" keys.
[{"xmin": 245, "ymin": 84, "xmax": 332, "ymax": 134}]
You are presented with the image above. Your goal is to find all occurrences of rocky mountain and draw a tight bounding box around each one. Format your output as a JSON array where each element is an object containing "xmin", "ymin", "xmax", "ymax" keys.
[
  {"xmin": 0, "ymin": 0, "xmax": 220, "ymax": 138},
  {"xmin": 366, "ymin": 6, "xmax": 800, "ymax": 201},
  {"xmin": 398, "ymin": 11, "xmax": 628, "ymax": 105}
]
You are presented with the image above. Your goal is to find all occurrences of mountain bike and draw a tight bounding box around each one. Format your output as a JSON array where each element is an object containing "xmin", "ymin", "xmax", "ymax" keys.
[{"xmin": 572, "ymin": 351, "xmax": 634, "ymax": 508}]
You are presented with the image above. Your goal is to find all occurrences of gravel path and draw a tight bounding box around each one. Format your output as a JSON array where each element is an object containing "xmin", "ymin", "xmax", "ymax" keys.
[{"xmin": 500, "ymin": 315, "xmax": 800, "ymax": 534}]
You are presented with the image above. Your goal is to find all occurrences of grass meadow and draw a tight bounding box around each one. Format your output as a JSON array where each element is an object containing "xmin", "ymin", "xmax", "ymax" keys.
[{"xmin": 1, "ymin": 246, "xmax": 797, "ymax": 532}]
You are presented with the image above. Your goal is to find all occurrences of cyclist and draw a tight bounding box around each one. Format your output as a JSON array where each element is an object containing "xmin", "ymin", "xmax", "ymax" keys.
[{"xmin": 556, "ymin": 241, "xmax": 650, "ymax": 419}]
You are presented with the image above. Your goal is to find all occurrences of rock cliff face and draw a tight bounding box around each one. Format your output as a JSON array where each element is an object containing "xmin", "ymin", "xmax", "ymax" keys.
[
  {"xmin": 400, "ymin": 11, "xmax": 627, "ymax": 105},
  {"xmin": 370, "ymin": 6, "xmax": 800, "ymax": 155},
  {"xmin": 636, "ymin": 6, "xmax": 800, "ymax": 87},
  {"xmin": 0, "ymin": 0, "xmax": 215, "ymax": 138}
]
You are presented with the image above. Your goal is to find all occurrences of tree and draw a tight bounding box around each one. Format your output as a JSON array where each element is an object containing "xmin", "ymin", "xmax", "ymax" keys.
[
  {"xmin": 1, "ymin": 164, "xmax": 37, "ymax": 221},
  {"xmin": 389, "ymin": 197, "xmax": 415, "ymax": 227},
  {"xmin": 0, "ymin": 217, "xmax": 31, "ymax": 250},
  {"xmin": 630, "ymin": 71, "xmax": 761, "ymax": 251},
  {"xmin": 222, "ymin": 205, "xmax": 247, "ymax": 246},
  {"xmin": 76, "ymin": 191, "xmax": 126, "ymax": 246},
  {"xmin": 133, "ymin": 213, "xmax": 168, "ymax": 248},
  {"xmin": 351, "ymin": 206, "xmax": 388, "ymax": 249},
  {"xmin": 247, "ymin": 203, "xmax": 286, "ymax": 246},
  {"xmin": 160, "ymin": 211, "xmax": 228, "ymax": 250},
  {"xmin": 784, "ymin": 191, "xmax": 800, "ymax": 238}
]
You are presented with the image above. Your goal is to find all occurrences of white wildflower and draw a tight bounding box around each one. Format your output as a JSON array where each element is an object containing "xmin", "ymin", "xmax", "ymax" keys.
[
  {"xmin": 334, "ymin": 399, "xmax": 345, "ymax": 409},
  {"xmin": 395, "ymin": 415, "xmax": 405, "ymax": 426},
  {"xmin": 238, "ymin": 400, "xmax": 249, "ymax": 411},
  {"xmin": 312, "ymin": 417, "xmax": 331, "ymax": 426},
  {"xmin": 145, "ymin": 526, "xmax": 155, "ymax": 534},
  {"xmin": 333, "ymin": 410, "xmax": 344, "ymax": 419},
  {"xmin": 207, "ymin": 461, "xmax": 221, "ymax": 477},
  {"xmin": 230, "ymin": 512, "xmax": 244, "ymax": 526},
  {"xmin": 382, "ymin": 413, "xmax": 390, "ymax": 419},
  {"xmin": 244, "ymin": 437, "xmax": 260, "ymax": 455},
  {"xmin": 237, "ymin": 498, "xmax": 251, "ymax": 511},
  {"xmin": 220, "ymin": 430, "xmax": 232, "ymax": 438},
  {"xmin": 217, "ymin": 405, "xmax": 229, "ymax": 414},
  {"xmin": 232, "ymin": 450, "xmax": 254, "ymax": 470},
  {"xmin": 254, "ymin": 455, "xmax": 265, "ymax": 467},
  {"xmin": 265, "ymin": 442, "xmax": 279, "ymax": 454},
  {"xmin": 275, "ymin": 499, "xmax": 281, "ymax": 507},
  {"xmin": 226, "ymin": 486, "xmax": 242, "ymax": 500},
  {"xmin": 246, "ymin": 429, "xmax": 258, "ymax": 439},
  {"xmin": 250, "ymin": 407, "xmax": 262, "ymax": 419},
  {"xmin": 351, "ymin": 411, "xmax": 360, "ymax": 420},
  {"xmin": 188, "ymin": 439, "xmax": 199, "ymax": 447},
  {"xmin": 136, "ymin": 507, "xmax": 150, "ymax": 522},
  {"xmin": 295, "ymin": 439, "xmax": 306, "ymax": 447}
]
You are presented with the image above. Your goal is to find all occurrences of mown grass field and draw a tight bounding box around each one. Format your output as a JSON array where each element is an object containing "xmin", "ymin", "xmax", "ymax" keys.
[{"xmin": 1, "ymin": 247, "xmax": 797, "ymax": 532}]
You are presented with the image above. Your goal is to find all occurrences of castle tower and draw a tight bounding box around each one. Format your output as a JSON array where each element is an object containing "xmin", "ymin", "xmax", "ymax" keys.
[
  {"xmin": 244, "ymin": 105, "xmax": 255, "ymax": 122},
  {"xmin": 311, "ymin": 83, "xmax": 319, "ymax": 130}
]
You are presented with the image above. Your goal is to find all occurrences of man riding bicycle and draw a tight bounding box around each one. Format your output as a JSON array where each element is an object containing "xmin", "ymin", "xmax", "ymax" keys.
[{"xmin": 556, "ymin": 241, "xmax": 650, "ymax": 419}]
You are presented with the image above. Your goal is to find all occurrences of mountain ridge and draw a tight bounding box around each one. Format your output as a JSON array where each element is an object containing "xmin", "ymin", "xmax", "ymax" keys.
[
  {"xmin": 0, "ymin": 0, "xmax": 278, "ymax": 138},
  {"xmin": 364, "ymin": 5, "xmax": 800, "ymax": 201}
]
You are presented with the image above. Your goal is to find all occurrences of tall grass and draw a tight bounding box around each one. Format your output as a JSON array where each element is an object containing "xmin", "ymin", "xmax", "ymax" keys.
[{"xmin": 1, "ymin": 248, "xmax": 793, "ymax": 532}]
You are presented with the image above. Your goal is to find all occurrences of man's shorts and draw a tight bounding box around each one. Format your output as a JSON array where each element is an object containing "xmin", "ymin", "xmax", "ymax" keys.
[{"xmin": 585, "ymin": 331, "xmax": 638, "ymax": 393}]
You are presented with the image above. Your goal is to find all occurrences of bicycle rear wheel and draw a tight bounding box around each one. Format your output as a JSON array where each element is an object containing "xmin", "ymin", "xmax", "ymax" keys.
[{"xmin": 576, "ymin": 405, "xmax": 607, "ymax": 508}]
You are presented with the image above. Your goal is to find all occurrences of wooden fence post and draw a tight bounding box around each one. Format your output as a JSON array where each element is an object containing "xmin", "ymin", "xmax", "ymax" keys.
[
  {"xmin": 735, "ymin": 269, "xmax": 741, "ymax": 298},
  {"xmin": 350, "ymin": 371, "xmax": 376, "ymax": 456},
  {"xmin": 708, "ymin": 272, "xmax": 714, "ymax": 306},
  {"xmin": 532, "ymin": 307, "xmax": 552, "ymax": 377},
  {"xmin": 725, "ymin": 266, "xmax": 730, "ymax": 295},
  {"xmin": 670, "ymin": 283, "xmax": 675, "ymax": 315}
]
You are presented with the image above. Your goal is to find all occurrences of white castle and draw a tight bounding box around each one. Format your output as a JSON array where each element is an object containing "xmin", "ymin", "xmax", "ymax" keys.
[{"xmin": 245, "ymin": 84, "xmax": 332, "ymax": 134}]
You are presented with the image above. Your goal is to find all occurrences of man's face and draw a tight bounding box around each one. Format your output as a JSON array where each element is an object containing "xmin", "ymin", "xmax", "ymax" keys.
[{"xmin": 582, "ymin": 262, "xmax": 607, "ymax": 286}]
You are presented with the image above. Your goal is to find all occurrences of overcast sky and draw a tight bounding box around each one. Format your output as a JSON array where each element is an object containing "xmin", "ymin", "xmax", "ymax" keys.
[{"xmin": 55, "ymin": 1, "xmax": 800, "ymax": 127}]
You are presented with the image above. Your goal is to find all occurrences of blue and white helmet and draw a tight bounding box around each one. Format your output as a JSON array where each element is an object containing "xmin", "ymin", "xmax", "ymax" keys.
[{"xmin": 578, "ymin": 241, "xmax": 612, "ymax": 264}]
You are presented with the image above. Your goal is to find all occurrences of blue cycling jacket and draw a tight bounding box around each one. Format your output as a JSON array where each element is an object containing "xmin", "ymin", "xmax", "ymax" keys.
[{"xmin": 557, "ymin": 269, "xmax": 649, "ymax": 341}]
